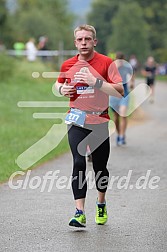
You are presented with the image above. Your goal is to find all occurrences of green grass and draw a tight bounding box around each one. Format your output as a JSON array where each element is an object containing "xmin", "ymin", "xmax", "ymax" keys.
[
  {"xmin": 156, "ymin": 75, "xmax": 167, "ymax": 82},
  {"xmin": 0, "ymin": 58, "xmax": 69, "ymax": 183}
]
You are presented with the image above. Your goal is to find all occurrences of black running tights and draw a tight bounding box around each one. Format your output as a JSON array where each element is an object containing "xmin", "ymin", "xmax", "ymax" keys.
[{"xmin": 67, "ymin": 123, "xmax": 110, "ymax": 200}]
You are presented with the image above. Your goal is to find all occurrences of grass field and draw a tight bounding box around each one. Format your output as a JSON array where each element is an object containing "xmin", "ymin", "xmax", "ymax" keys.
[
  {"xmin": 156, "ymin": 75, "xmax": 167, "ymax": 82},
  {"xmin": 0, "ymin": 58, "xmax": 70, "ymax": 183}
]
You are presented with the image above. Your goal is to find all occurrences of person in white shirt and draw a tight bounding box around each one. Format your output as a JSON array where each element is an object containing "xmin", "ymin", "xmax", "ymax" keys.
[{"xmin": 26, "ymin": 38, "xmax": 37, "ymax": 62}]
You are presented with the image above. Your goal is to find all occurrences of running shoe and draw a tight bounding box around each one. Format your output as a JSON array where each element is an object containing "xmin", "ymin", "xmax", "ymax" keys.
[
  {"xmin": 95, "ymin": 202, "xmax": 108, "ymax": 225},
  {"xmin": 69, "ymin": 208, "xmax": 86, "ymax": 227},
  {"xmin": 117, "ymin": 136, "xmax": 126, "ymax": 146},
  {"xmin": 116, "ymin": 135, "xmax": 120, "ymax": 145}
]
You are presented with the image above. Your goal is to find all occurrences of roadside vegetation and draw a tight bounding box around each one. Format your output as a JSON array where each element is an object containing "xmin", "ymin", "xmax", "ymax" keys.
[{"xmin": 0, "ymin": 56, "xmax": 69, "ymax": 182}]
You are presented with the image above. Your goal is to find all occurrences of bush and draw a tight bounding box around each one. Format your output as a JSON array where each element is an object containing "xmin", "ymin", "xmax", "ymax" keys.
[{"xmin": 0, "ymin": 53, "xmax": 16, "ymax": 81}]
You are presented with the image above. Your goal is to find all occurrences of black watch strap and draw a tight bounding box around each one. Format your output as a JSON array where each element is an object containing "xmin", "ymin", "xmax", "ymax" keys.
[{"xmin": 94, "ymin": 78, "xmax": 103, "ymax": 89}]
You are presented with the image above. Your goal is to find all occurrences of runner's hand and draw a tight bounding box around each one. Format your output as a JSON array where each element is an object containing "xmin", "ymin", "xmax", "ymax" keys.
[
  {"xmin": 74, "ymin": 68, "xmax": 96, "ymax": 86},
  {"xmin": 61, "ymin": 80, "xmax": 76, "ymax": 97}
]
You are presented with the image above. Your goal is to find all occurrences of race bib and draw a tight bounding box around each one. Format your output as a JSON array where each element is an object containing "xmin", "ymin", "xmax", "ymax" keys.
[
  {"xmin": 76, "ymin": 86, "xmax": 94, "ymax": 94},
  {"xmin": 65, "ymin": 108, "xmax": 86, "ymax": 127}
]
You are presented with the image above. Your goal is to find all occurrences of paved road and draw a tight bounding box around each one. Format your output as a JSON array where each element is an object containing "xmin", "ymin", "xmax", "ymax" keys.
[{"xmin": 0, "ymin": 81, "xmax": 167, "ymax": 252}]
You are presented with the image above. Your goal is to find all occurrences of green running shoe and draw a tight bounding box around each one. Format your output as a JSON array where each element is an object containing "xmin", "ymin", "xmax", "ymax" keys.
[
  {"xmin": 95, "ymin": 202, "xmax": 108, "ymax": 225},
  {"xmin": 69, "ymin": 209, "xmax": 86, "ymax": 228}
]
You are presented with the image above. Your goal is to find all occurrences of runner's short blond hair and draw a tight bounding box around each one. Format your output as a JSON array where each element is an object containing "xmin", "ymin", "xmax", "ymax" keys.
[{"xmin": 74, "ymin": 24, "xmax": 96, "ymax": 39}]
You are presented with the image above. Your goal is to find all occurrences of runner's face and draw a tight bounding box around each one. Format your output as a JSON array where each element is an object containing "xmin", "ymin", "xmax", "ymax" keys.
[{"xmin": 74, "ymin": 30, "xmax": 97, "ymax": 56}]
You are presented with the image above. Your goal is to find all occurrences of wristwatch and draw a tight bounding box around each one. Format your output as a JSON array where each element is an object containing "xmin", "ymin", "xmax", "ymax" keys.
[{"xmin": 94, "ymin": 78, "xmax": 103, "ymax": 89}]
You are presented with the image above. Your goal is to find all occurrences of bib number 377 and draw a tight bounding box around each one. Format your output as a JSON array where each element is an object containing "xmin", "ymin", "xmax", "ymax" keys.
[{"xmin": 65, "ymin": 108, "xmax": 86, "ymax": 127}]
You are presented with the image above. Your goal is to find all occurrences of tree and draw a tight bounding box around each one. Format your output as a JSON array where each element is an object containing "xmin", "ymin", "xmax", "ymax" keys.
[
  {"xmin": 87, "ymin": 0, "xmax": 167, "ymax": 62},
  {"xmin": 135, "ymin": 0, "xmax": 167, "ymax": 62},
  {"xmin": 135, "ymin": 0, "xmax": 167, "ymax": 48},
  {"xmin": 107, "ymin": 2, "xmax": 150, "ymax": 62},
  {"xmin": 0, "ymin": 0, "xmax": 8, "ymax": 41},
  {"xmin": 5, "ymin": 0, "xmax": 75, "ymax": 49},
  {"xmin": 87, "ymin": 0, "xmax": 120, "ymax": 54}
]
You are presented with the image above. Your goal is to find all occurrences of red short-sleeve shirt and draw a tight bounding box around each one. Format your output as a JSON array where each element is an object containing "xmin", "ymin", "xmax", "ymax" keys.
[{"xmin": 58, "ymin": 52, "xmax": 122, "ymax": 124}]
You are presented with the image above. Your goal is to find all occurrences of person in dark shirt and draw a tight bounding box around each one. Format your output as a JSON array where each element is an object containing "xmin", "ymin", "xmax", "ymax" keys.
[{"xmin": 142, "ymin": 56, "xmax": 157, "ymax": 103}]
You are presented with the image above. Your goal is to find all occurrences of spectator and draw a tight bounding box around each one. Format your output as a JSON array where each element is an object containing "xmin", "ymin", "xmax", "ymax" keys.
[
  {"xmin": 25, "ymin": 38, "xmax": 37, "ymax": 62},
  {"xmin": 38, "ymin": 36, "xmax": 48, "ymax": 62},
  {"xmin": 13, "ymin": 39, "xmax": 25, "ymax": 57},
  {"xmin": 129, "ymin": 54, "xmax": 138, "ymax": 89}
]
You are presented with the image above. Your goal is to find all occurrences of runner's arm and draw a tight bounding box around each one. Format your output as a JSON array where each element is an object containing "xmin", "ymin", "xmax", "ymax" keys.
[{"xmin": 98, "ymin": 81, "xmax": 124, "ymax": 97}]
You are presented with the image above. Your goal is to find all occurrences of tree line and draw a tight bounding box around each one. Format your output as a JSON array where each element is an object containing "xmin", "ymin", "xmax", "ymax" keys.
[
  {"xmin": 87, "ymin": 0, "xmax": 167, "ymax": 63},
  {"xmin": 0, "ymin": 0, "xmax": 75, "ymax": 50},
  {"xmin": 0, "ymin": 0, "xmax": 167, "ymax": 63}
]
